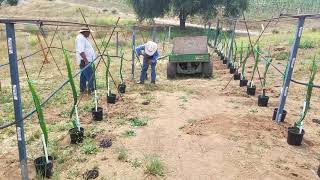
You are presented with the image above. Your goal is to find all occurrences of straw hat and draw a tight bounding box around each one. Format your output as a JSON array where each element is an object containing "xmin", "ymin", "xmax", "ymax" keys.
[
  {"xmin": 78, "ymin": 28, "xmax": 94, "ymax": 33},
  {"xmin": 145, "ymin": 41, "xmax": 158, "ymax": 56}
]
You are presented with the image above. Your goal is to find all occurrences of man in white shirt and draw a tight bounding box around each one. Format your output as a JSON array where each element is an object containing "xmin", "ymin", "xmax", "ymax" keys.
[{"xmin": 75, "ymin": 28, "xmax": 96, "ymax": 94}]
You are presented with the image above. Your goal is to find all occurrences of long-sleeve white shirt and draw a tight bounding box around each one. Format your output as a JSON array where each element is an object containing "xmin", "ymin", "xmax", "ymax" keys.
[{"xmin": 75, "ymin": 33, "xmax": 96, "ymax": 65}]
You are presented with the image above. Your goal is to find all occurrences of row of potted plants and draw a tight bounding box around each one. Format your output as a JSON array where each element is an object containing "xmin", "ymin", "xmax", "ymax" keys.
[
  {"xmin": 26, "ymin": 47, "xmax": 127, "ymax": 177},
  {"xmin": 214, "ymin": 39, "xmax": 318, "ymax": 147}
]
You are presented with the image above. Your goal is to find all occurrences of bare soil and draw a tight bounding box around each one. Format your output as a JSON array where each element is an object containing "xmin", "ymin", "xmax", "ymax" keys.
[{"xmin": 1, "ymin": 54, "xmax": 320, "ymax": 179}]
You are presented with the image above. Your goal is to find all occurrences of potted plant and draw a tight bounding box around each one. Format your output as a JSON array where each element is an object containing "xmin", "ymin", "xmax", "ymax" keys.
[
  {"xmin": 222, "ymin": 35, "xmax": 228, "ymax": 63},
  {"xmin": 228, "ymin": 41, "xmax": 237, "ymax": 73},
  {"xmin": 118, "ymin": 52, "xmax": 126, "ymax": 94},
  {"xmin": 258, "ymin": 58, "xmax": 273, "ymax": 107},
  {"xmin": 240, "ymin": 45, "xmax": 250, "ymax": 87},
  {"xmin": 106, "ymin": 54, "xmax": 117, "ymax": 104},
  {"xmin": 21, "ymin": 57, "xmax": 54, "ymax": 177},
  {"xmin": 287, "ymin": 57, "xmax": 317, "ymax": 146},
  {"xmin": 91, "ymin": 63, "xmax": 103, "ymax": 121},
  {"xmin": 232, "ymin": 42, "xmax": 241, "ymax": 80},
  {"xmin": 62, "ymin": 48, "xmax": 84, "ymax": 144},
  {"xmin": 247, "ymin": 46, "xmax": 260, "ymax": 96},
  {"xmin": 27, "ymin": 80, "xmax": 54, "ymax": 178}
]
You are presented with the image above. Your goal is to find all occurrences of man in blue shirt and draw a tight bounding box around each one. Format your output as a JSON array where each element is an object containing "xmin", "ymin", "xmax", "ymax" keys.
[{"xmin": 135, "ymin": 41, "xmax": 159, "ymax": 84}]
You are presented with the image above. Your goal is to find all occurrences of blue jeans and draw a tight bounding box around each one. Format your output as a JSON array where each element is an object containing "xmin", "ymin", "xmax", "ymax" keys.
[
  {"xmin": 140, "ymin": 60, "xmax": 156, "ymax": 83},
  {"xmin": 80, "ymin": 60, "xmax": 94, "ymax": 93}
]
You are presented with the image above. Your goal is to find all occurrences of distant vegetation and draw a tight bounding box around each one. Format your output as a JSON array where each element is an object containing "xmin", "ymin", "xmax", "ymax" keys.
[
  {"xmin": 126, "ymin": 0, "xmax": 248, "ymax": 29},
  {"xmin": 0, "ymin": 0, "xmax": 18, "ymax": 6},
  {"xmin": 247, "ymin": 0, "xmax": 320, "ymax": 18}
]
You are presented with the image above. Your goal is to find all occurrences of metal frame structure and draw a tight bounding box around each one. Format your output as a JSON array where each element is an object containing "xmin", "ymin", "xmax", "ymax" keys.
[
  {"xmin": 276, "ymin": 16, "xmax": 306, "ymax": 123},
  {"xmin": 6, "ymin": 22, "xmax": 29, "ymax": 180}
]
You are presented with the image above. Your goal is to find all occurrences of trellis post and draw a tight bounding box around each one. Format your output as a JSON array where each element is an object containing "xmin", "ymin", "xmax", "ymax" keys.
[
  {"xmin": 227, "ymin": 21, "xmax": 237, "ymax": 67},
  {"xmin": 6, "ymin": 22, "xmax": 29, "ymax": 180},
  {"xmin": 152, "ymin": 25, "xmax": 156, "ymax": 42},
  {"xmin": 131, "ymin": 26, "xmax": 136, "ymax": 79},
  {"xmin": 213, "ymin": 19, "xmax": 220, "ymax": 48},
  {"xmin": 276, "ymin": 16, "xmax": 305, "ymax": 123}
]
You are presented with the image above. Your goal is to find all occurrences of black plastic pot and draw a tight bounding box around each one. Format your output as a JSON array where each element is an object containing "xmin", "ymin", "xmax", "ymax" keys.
[
  {"xmin": 240, "ymin": 79, "xmax": 248, "ymax": 87},
  {"xmin": 234, "ymin": 73, "xmax": 241, "ymax": 80},
  {"xmin": 223, "ymin": 59, "xmax": 227, "ymax": 64},
  {"xmin": 34, "ymin": 156, "xmax": 54, "ymax": 178},
  {"xmin": 258, "ymin": 95, "xmax": 269, "ymax": 107},
  {"xmin": 272, "ymin": 108, "xmax": 287, "ymax": 122},
  {"xmin": 229, "ymin": 67, "xmax": 236, "ymax": 74},
  {"xmin": 69, "ymin": 127, "xmax": 84, "ymax": 144},
  {"xmin": 247, "ymin": 85, "xmax": 256, "ymax": 96},
  {"xmin": 107, "ymin": 93, "xmax": 117, "ymax": 104},
  {"xmin": 287, "ymin": 127, "xmax": 304, "ymax": 146},
  {"xmin": 118, "ymin": 84, "xmax": 126, "ymax": 94},
  {"xmin": 91, "ymin": 107, "xmax": 103, "ymax": 121}
]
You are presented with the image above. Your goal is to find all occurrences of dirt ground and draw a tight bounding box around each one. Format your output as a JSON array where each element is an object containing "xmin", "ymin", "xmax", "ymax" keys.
[{"xmin": 1, "ymin": 54, "xmax": 320, "ymax": 180}]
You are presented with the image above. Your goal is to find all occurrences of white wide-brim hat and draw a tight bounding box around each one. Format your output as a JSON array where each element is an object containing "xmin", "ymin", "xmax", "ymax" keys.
[
  {"xmin": 78, "ymin": 28, "xmax": 94, "ymax": 33},
  {"xmin": 145, "ymin": 41, "xmax": 158, "ymax": 56}
]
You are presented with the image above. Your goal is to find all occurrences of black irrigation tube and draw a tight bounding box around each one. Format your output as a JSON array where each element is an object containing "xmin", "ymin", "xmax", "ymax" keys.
[
  {"xmin": 0, "ymin": 55, "xmax": 103, "ymax": 130},
  {"xmin": 219, "ymin": 13, "xmax": 320, "ymax": 23},
  {"xmin": 0, "ymin": 47, "xmax": 75, "ymax": 69}
]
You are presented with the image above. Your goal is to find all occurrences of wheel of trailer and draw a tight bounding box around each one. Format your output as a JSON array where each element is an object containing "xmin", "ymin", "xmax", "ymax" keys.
[
  {"xmin": 202, "ymin": 60, "xmax": 213, "ymax": 78},
  {"xmin": 167, "ymin": 62, "xmax": 177, "ymax": 79}
]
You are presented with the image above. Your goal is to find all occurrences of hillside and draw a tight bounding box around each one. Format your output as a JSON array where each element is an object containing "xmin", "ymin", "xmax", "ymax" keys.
[{"xmin": 0, "ymin": 0, "xmax": 134, "ymax": 21}]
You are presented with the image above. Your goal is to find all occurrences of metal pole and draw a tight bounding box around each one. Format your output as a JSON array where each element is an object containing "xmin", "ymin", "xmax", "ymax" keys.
[
  {"xmin": 152, "ymin": 25, "xmax": 156, "ymax": 42},
  {"xmin": 131, "ymin": 26, "xmax": 136, "ymax": 79},
  {"xmin": 116, "ymin": 31, "xmax": 119, "ymax": 56},
  {"xmin": 6, "ymin": 23, "xmax": 29, "ymax": 180},
  {"xmin": 276, "ymin": 16, "xmax": 305, "ymax": 123},
  {"xmin": 168, "ymin": 26, "xmax": 171, "ymax": 42},
  {"xmin": 214, "ymin": 19, "xmax": 220, "ymax": 48},
  {"xmin": 227, "ymin": 21, "xmax": 236, "ymax": 66}
]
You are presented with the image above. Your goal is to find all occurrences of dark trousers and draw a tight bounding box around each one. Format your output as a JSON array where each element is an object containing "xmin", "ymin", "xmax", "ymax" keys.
[
  {"xmin": 80, "ymin": 60, "xmax": 94, "ymax": 93},
  {"xmin": 140, "ymin": 60, "xmax": 156, "ymax": 83}
]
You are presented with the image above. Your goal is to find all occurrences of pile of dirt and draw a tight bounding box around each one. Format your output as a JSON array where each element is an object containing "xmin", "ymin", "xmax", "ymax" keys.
[{"xmin": 182, "ymin": 113, "xmax": 287, "ymax": 139}]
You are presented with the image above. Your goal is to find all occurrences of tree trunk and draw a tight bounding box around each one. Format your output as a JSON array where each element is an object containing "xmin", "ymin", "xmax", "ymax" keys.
[
  {"xmin": 179, "ymin": 10, "xmax": 187, "ymax": 30},
  {"xmin": 179, "ymin": 17, "xmax": 186, "ymax": 30}
]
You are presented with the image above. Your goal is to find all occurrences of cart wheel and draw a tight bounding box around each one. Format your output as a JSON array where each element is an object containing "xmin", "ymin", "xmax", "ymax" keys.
[
  {"xmin": 167, "ymin": 62, "xmax": 177, "ymax": 79},
  {"xmin": 202, "ymin": 61, "xmax": 213, "ymax": 78}
]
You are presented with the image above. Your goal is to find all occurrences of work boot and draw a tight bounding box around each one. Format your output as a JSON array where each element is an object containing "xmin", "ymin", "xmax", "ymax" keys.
[
  {"xmin": 136, "ymin": 81, "xmax": 144, "ymax": 84},
  {"xmin": 151, "ymin": 81, "xmax": 156, "ymax": 84}
]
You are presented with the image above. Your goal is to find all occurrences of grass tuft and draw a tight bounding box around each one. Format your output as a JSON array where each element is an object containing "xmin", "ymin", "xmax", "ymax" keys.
[
  {"xmin": 117, "ymin": 148, "xmax": 128, "ymax": 162},
  {"xmin": 122, "ymin": 130, "xmax": 137, "ymax": 137},
  {"xmin": 130, "ymin": 117, "xmax": 148, "ymax": 127},
  {"xmin": 81, "ymin": 140, "xmax": 98, "ymax": 155},
  {"xmin": 144, "ymin": 155, "xmax": 165, "ymax": 176}
]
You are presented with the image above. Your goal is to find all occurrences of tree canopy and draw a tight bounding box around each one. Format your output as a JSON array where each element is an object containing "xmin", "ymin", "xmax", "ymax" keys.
[{"xmin": 126, "ymin": 0, "xmax": 248, "ymax": 29}]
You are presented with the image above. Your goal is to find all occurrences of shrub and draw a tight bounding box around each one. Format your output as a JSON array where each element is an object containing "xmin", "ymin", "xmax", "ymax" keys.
[
  {"xmin": 111, "ymin": 9, "xmax": 117, "ymax": 14},
  {"xmin": 272, "ymin": 29, "xmax": 279, "ymax": 34},
  {"xmin": 7, "ymin": 0, "xmax": 18, "ymax": 6}
]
